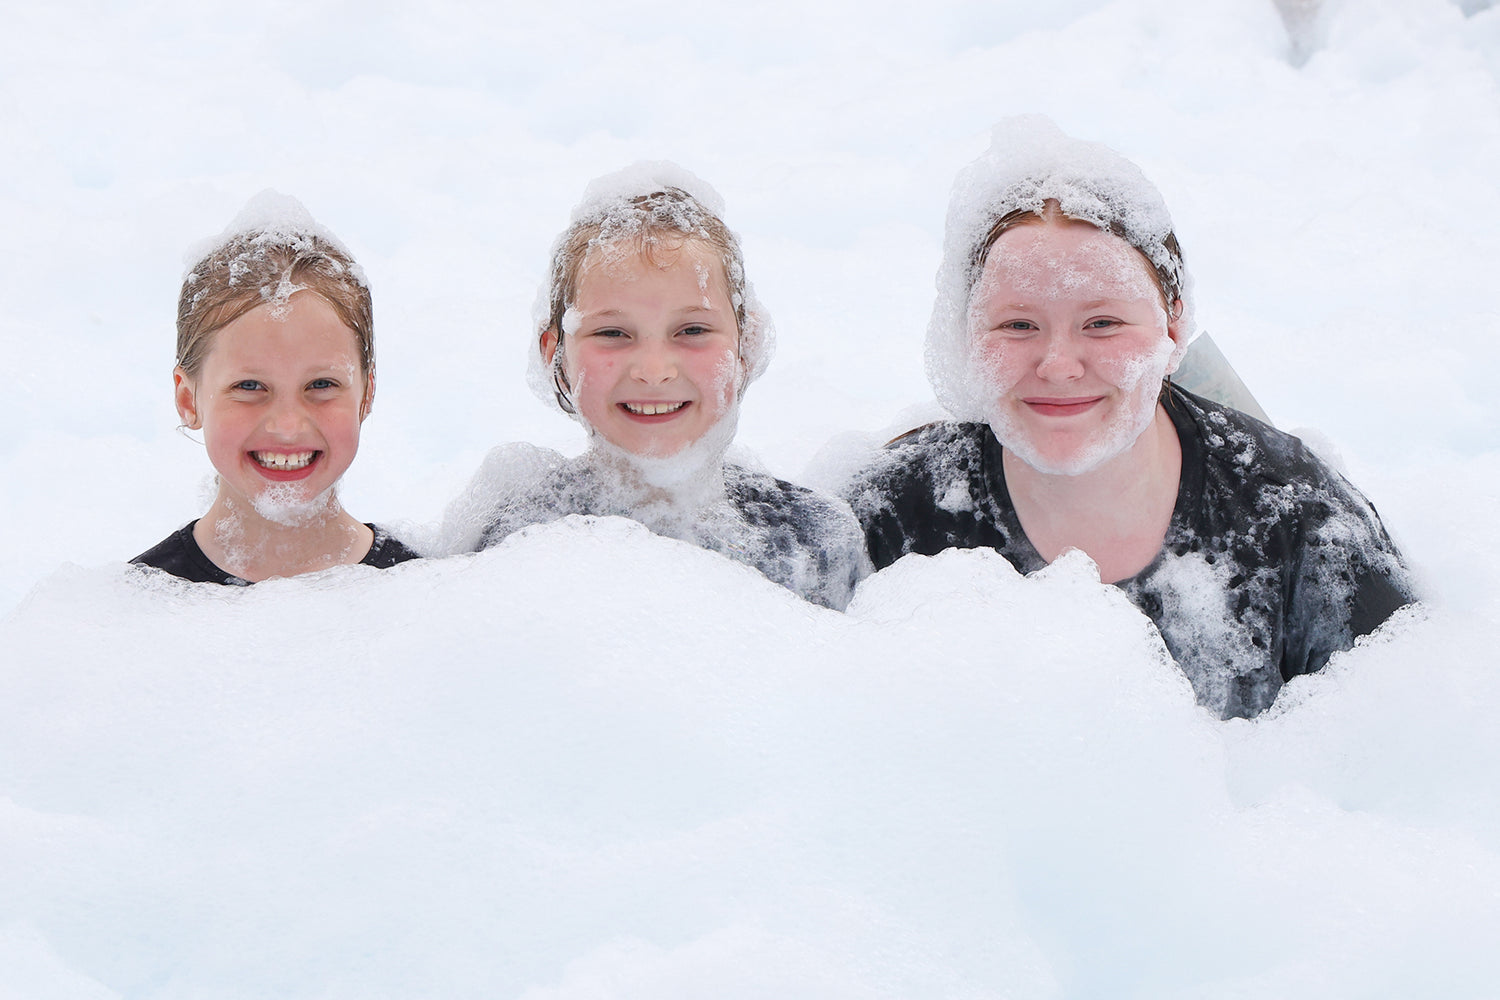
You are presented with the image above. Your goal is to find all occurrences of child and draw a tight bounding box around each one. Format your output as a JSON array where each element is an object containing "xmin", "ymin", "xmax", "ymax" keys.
[
  {"xmin": 443, "ymin": 163, "xmax": 867, "ymax": 609},
  {"xmin": 841, "ymin": 118, "xmax": 1414, "ymax": 718},
  {"xmin": 132, "ymin": 192, "xmax": 418, "ymax": 584}
]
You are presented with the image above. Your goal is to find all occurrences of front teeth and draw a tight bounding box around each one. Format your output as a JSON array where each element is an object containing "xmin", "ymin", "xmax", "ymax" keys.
[
  {"xmin": 253, "ymin": 451, "xmax": 316, "ymax": 470},
  {"xmin": 622, "ymin": 401, "xmax": 688, "ymax": 416}
]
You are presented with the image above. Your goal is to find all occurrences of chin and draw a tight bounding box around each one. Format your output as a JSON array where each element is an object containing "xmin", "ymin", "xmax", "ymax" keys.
[
  {"xmin": 1006, "ymin": 440, "xmax": 1115, "ymax": 477},
  {"xmin": 990, "ymin": 410, "xmax": 1156, "ymax": 479}
]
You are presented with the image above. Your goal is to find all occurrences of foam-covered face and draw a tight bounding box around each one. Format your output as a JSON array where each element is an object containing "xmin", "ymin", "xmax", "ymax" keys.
[
  {"xmin": 176, "ymin": 291, "xmax": 371, "ymax": 515},
  {"xmin": 545, "ymin": 240, "xmax": 742, "ymax": 459},
  {"xmin": 967, "ymin": 218, "xmax": 1186, "ymax": 476}
]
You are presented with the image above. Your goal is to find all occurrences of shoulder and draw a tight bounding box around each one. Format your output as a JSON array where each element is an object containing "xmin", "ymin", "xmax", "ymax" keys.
[
  {"xmin": 722, "ymin": 464, "xmax": 870, "ymax": 609},
  {"xmin": 1168, "ymin": 384, "xmax": 1411, "ymax": 573},
  {"xmin": 726, "ymin": 465, "xmax": 862, "ymax": 535},
  {"xmin": 362, "ymin": 525, "xmax": 422, "ymax": 568},
  {"xmin": 1170, "ymin": 385, "xmax": 1357, "ymax": 499},
  {"xmin": 438, "ymin": 443, "xmax": 572, "ymax": 553},
  {"xmin": 130, "ymin": 521, "xmax": 241, "ymax": 585},
  {"xmin": 842, "ymin": 421, "xmax": 989, "ymax": 498},
  {"xmin": 839, "ymin": 421, "xmax": 994, "ymax": 535}
]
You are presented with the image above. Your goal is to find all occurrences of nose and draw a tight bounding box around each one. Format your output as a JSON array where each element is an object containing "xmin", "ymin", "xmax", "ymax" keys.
[
  {"xmin": 630, "ymin": 338, "xmax": 678, "ymax": 384},
  {"xmin": 262, "ymin": 394, "xmax": 311, "ymax": 437},
  {"xmin": 1034, "ymin": 333, "xmax": 1086, "ymax": 383}
]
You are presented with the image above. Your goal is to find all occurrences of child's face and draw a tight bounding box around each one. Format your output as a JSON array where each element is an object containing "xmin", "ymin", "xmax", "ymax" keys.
[
  {"xmin": 176, "ymin": 291, "xmax": 371, "ymax": 511},
  {"xmin": 547, "ymin": 240, "xmax": 742, "ymax": 458},
  {"xmin": 966, "ymin": 218, "xmax": 1184, "ymax": 476}
]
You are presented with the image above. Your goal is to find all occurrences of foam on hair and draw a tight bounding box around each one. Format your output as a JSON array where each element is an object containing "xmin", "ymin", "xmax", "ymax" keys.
[
  {"xmin": 177, "ymin": 190, "xmax": 372, "ymax": 379},
  {"xmin": 925, "ymin": 116, "xmax": 1196, "ymax": 420},
  {"xmin": 527, "ymin": 162, "xmax": 774, "ymax": 415}
]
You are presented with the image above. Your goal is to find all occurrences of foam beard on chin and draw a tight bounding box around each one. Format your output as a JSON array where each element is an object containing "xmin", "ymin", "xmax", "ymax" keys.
[
  {"xmin": 979, "ymin": 338, "xmax": 1175, "ymax": 478},
  {"xmin": 585, "ymin": 405, "xmax": 739, "ymax": 502},
  {"xmin": 250, "ymin": 481, "xmax": 341, "ymax": 526}
]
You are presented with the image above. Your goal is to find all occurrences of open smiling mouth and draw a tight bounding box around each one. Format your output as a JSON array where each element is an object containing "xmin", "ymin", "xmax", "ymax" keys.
[
  {"xmin": 620, "ymin": 401, "xmax": 689, "ymax": 417},
  {"xmin": 252, "ymin": 450, "xmax": 319, "ymax": 471}
]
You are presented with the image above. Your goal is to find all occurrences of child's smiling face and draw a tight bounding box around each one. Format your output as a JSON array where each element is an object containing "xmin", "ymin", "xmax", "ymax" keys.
[
  {"xmin": 546, "ymin": 239, "xmax": 742, "ymax": 458},
  {"xmin": 967, "ymin": 217, "xmax": 1185, "ymax": 476},
  {"xmin": 176, "ymin": 291, "xmax": 371, "ymax": 512}
]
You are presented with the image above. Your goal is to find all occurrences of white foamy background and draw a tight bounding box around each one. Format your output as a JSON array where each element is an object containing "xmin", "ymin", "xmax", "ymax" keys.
[{"xmin": 2, "ymin": 0, "xmax": 1498, "ymax": 995}]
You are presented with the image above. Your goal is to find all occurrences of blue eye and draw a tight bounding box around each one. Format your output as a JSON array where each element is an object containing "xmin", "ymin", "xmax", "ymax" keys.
[
  {"xmin": 592, "ymin": 328, "xmax": 628, "ymax": 339},
  {"xmin": 308, "ymin": 378, "xmax": 339, "ymax": 390},
  {"xmin": 232, "ymin": 379, "xmax": 264, "ymax": 392},
  {"xmin": 1084, "ymin": 318, "xmax": 1122, "ymax": 332}
]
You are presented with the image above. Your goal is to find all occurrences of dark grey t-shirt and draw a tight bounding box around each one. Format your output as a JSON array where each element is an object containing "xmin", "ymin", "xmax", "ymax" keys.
[{"xmin": 842, "ymin": 385, "xmax": 1417, "ymax": 718}]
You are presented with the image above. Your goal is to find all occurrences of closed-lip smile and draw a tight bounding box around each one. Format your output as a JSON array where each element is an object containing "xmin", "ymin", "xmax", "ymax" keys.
[{"xmin": 1023, "ymin": 396, "xmax": 1105, "ymax": 416}]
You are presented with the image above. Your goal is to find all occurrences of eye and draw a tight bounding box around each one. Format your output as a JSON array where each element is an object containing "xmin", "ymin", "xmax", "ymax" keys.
[
  {"xmin": 1083, "ymin": 318, "xmax": 1123, "ymax": 334},
  {"xmin": 590, "ymin": 327, "xmax": 629, "ymax": 339},
  {"xmin": 307, "ymin": 377, "xmax": 341, "ymax": 391},
  {"xmin": 992, "ymin": 319, "xmax": 1039, "ymax": 337},
  {"xmin": 678, "ymin": 324, "xmax": 709, "ymax": 337},
  {"xmin": 231, "ymin": 379, "xmax": 265, "ymax": 392}
]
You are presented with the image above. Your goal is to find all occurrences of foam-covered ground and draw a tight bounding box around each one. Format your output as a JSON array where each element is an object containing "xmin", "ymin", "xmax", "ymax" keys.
[{"xmin": 3, "ymin": 0, "xmax": 1499, "ymax": 995}]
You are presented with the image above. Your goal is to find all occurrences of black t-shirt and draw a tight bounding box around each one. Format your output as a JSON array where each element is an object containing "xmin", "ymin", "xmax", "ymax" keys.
[
  {"xmin": 132, "ymin": 520, "xmax": 420, "ymax": 586},
  {"xmin": 841, "ymin": 385, "xmax": 1417, "ymax": 718}
]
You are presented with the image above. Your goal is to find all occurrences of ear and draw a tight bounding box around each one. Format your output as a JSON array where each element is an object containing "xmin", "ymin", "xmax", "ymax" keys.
[
  {"xmin": 359, "ymin": 371, "xmax": 376, "ymax": 421},
  {"xmin": 173, "ymin": 367, "xmax": 202, "ymax": 429},
  {"xmin": 1163, "ymin": 299, "xmax": 1190, "ymax": 376},
  {"xmin": 735, "ymin": 341, "xmax": 751, "ymax": 393},
  {"xmin": 540, "ymin": 328, "xmax": 560, "ymax": 368}
]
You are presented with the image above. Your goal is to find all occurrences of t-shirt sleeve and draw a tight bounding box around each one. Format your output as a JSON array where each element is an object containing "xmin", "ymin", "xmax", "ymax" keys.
[
  {"xmin": 841, "ymin": 467, "xmax": 915, "ymax": 572},
  {"xmin": 808, "ymin": 496, "xmax": 874, "ymax": 611},
  {"xmin": 1280, "ymin": 473, "xmax": 1417, "ymax": 680}
]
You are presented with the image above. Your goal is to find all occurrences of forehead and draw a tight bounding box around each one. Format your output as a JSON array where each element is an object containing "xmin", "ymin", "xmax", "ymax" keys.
[
  {"xmin": 574, "ymin": 237, "xmax": 732, "ymax": 309},
  {"xmin": 980, "ymin": 217, "xmax": 1158, "ymax": 299},
  {"xmin": 206, "ymin": 291, "xmax": 362, "ymax": 366},
  {"xmin": 580, "ymin": 235, "xmax": 726, "ymax": 281}
]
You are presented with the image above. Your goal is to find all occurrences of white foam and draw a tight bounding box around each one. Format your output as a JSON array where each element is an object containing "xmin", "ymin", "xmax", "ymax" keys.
[{"xmin": 927, "ymin": 116, "xmax": 1197, "ymax": 421}]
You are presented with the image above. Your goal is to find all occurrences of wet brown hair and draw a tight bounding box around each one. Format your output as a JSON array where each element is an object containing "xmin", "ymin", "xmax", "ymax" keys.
[
  {"xmin": 972, "ymin": 201, "xmax": 1186, "ymax": 312},
  {"xmin": 176, "ymin": 230, "xmax": 374, "ymax": 380}
]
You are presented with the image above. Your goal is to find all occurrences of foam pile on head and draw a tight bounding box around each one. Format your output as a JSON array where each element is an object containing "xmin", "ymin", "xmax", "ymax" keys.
[
  {"xmin": 926, "ymin": 116, "xmax": 1196, "ymax": 420},
  {"xmin": 177, "ymin": 190, "xmax": 373, "ymax": 379},
  {"xmin": 529, "ymin": 161, "xmax": 774, "ymax": 414}
]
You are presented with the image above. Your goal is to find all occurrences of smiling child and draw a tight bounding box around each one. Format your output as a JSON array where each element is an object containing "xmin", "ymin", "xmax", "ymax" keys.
[
  {"xmin": 441, "ymin": 163, "xmax": 867, "ymax": 609},
  {"xmin": 842, "ymin": 118, "xmax": 1416, "ymax": 718},
  {"xmin": 132, "ymin": 193, "xmax": 417, "ymax": 584}
]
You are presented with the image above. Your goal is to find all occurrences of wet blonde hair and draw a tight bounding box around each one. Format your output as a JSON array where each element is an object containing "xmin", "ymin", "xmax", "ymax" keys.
[{"xmin": 543, "ymin": 187, "xmax": 749, "ymax": 414}]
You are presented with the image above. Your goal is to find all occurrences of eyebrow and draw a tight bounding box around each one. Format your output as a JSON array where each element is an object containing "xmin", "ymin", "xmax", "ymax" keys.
[{"xmin": 581, "ymin": 304, "xmax": 724, "ymax": 320}]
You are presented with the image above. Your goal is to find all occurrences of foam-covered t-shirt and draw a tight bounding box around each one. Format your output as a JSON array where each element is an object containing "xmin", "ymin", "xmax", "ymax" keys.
[
  {"xmin": 842, "ymin": 385, "xmax": 1417, "ymax": 718},
  {"xmin": 451, "ymin": 445, "xmax": 868, "ymax": 611}
]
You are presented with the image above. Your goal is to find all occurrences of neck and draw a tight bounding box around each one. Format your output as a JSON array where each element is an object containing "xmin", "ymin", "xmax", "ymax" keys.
[
  {"xmin": 1002, "ymin": 403, "xmax": 1181, "ymax": 584},
  {"xmin": 585, "ymin": 436, "xmax": 730, "ymax": 508},
  {"xmin": 194, "ymin": 489, "xmax": 372, "ymax": 582}
]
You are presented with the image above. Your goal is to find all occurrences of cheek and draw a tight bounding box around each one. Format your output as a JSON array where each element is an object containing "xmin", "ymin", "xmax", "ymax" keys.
[
  {"xmin": 970, "ymin": 338, "xmax": 1028, "ymax": 392},
  {"xmin": 564, "ymin": 347, "xmax": 613, "ymax": 396},
  {"xmin": 334, "ymin": 403, "xmax": 367, "ymax": 445},
  {"xmin": 695, "ymin": 349, "xmax": 742, "ymax": 408},
  {"xmin": 1094, "ymin": 335, "xmax": 1174, "ymax": 391}
]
